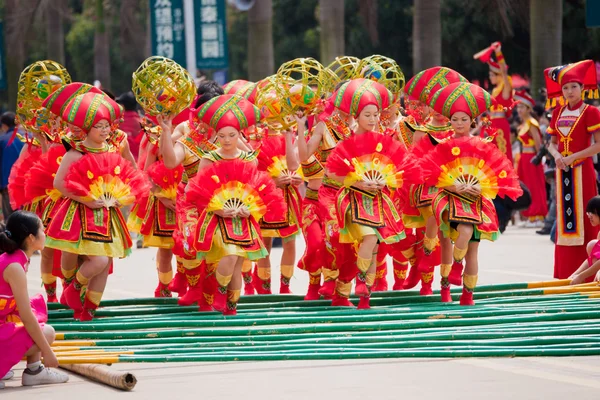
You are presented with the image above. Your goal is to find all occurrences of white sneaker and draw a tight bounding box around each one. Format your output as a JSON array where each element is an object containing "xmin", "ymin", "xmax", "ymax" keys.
[
  {"xmin": 21, "ymin": 365, "xmax": 69, "ymax": 386},
  {"xmin": 1, "ymin": 370, "xmax": 13, "ymax": 380}
]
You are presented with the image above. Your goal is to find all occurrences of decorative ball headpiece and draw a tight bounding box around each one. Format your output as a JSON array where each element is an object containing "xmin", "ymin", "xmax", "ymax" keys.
[
  {"xmin": 16, "ymin": 60, "xmax": 71, "ymax": 131},
  {"xmin": 356, "ymin": 55, "xmax": 405, "ymax": 100},
  {"xmin": 275, "ymin": 58, "xmax": 333, "ymax": 115},
  {"xmin": 132, "ymin": 56, "xmax": 196, "ymax": 117}
]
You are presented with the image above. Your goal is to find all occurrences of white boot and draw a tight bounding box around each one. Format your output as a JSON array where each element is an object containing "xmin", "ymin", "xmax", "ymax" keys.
[{"xmin": 21, "ymin": 365, "xmax": 69, "ymax": 386}]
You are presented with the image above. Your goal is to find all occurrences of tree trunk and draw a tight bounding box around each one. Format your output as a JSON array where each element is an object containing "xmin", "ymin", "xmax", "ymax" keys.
[
  {"xmin": 94, "ymin": 0, "xmax": 111, "ymax": 90},
  {"xmin": 530, "ymin": 0, "xmax": 562, "ymax": 97},
  {"xmin": 4, "ymin": 0, "xmax": 29, "ymax": 109},
  {"xmin": 319, "ymin": 0, "xmax": 345, "ymax": 65},
  {"xmin": 247, "ymin": 0, "xmax": 274, "ymax": 81},
  {"xmin": 412, "ymin": 0, "xmax": 441, "ymax": 73},
  {"xmin": 46, "ymin": 0, "xmax": 66, "ymax": 64}
]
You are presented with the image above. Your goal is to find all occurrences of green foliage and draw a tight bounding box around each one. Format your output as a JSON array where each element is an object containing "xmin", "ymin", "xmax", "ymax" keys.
[{"xmin": 65, "ymin": 15, "xmax": 95, "ymax": 84}]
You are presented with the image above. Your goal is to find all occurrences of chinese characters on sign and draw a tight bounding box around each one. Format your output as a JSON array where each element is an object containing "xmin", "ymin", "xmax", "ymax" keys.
[
  {"xmin": 150, "ymin": 0, "xmax": 187, "ymax": 66},
  {"xmin": 195, "ymin": 0, "xmax": 229, "ymax": 70}
]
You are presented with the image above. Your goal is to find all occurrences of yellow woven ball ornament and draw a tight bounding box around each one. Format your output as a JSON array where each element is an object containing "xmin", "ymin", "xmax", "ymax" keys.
[
  {"xmin": 255, "ymin": 75, "xmax": 295, "ymax": 131},
  {"xmin": 275, "ymin": 58, "xmax": 330, "ymax": 116},
  {"xmin": 325, "ymin": 56, "xmax": 361, "ymax": 90},
  {"xmin": 356, "ymin": 55, "xmax": 405, "ymax": 99},
  {"xmin": 16, "ymin": 60, "xmax": 71, "ymax": 130},
  {"xmin": 132, "ymin": 56, "xmax": 195, "ymax": 117}
]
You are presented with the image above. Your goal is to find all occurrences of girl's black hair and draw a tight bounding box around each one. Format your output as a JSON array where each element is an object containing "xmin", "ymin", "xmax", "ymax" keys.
[
  {"xmin": 194, "ymin": 80, "xmax": 225, "ymax": 109},
  {"xmin": 586, "ymin": 196, "xmax": 600, "ymax": 216},
  {"xmin": 0, "ymin": 211, "xmax": 42, "ymax": 254}
]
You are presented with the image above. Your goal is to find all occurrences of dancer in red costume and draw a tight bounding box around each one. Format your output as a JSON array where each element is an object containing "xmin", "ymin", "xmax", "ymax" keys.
[
  {"xmin": 474, "ymin": 42, "xmax": 513, "ymax": 163},
  {"xmin": 544, "ymin": 60, "xmax": 600, "ymax": 279},
  {"xmin": 295, "ymin": 117, "xmax": 328, "ymax": 299},
  {"xmin": 255, "ymin": 133, "xmax": 302, "ymax": 295},
  {"xmin": 325, "ymin": 78, "xmax": 397, "ymax": 307},
  {"xmin": 32, "ymin": 82, "xmax": 103, "ymax": 303},
  {"xmin": 183, "ymin": 94, "xmax": 278, "ymax": 315},
  {"xmin": 296, "ymin": 93, "xmax": 355, "ymax": 299},
  {"xmin": 399, "ymin": 66, "xmax": 468, "ymax": 294},
  {"xmin": 514, "ymin": 90, "xmax": 548, "ymax": 226},
  {"xmin": 425, "ymin": 82, "xmax": 521, "ymax": 305},
  {"xmin": 45, "ymin": 92, "xmax": 148, "ymax": 320},
  {"xmin": 159, "ymin": 82, "xmax": 224, "ymax": 308}
]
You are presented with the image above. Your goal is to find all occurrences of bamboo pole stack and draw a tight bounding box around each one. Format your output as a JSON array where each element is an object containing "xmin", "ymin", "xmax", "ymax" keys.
[{"xmin": 49, "ymin": 280, "xmax": 600, "ymax": 365}]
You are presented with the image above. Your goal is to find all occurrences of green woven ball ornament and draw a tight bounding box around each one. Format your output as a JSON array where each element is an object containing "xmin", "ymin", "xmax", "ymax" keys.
[{"xmin": 132, "ymin": 56, "xmax": 195, "ymax": 117}]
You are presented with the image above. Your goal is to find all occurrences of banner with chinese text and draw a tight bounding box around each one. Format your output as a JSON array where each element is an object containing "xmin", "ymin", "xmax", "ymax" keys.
[
  {"xmin": 150, "ymin": 0, "xmax": 187, "ymax": 66},
  {"xmin": 194, "ymin": 0, "xmax": 229, "ymax": 70}
]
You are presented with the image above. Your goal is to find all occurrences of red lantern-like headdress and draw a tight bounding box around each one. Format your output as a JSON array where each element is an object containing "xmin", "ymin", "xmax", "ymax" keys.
[
  {"xmin": 427, "ymin": 82, "xmax": 496, "ymax": 119},
  {"xmin": 333, "ymin": 78, "xmax": 392, "ymax": 117},
  {"xmin": 196, "ymin": 94, "xmax": 262, "ymax": 132},
  {"xmin": 404, "ymin": 67, "xmax": 468, "ymax": 104}
]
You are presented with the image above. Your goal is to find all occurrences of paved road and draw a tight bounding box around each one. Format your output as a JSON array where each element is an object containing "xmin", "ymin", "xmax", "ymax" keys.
[{"xmin": 4, "ymin": 225, "xmax": 600, "ymax": 399}]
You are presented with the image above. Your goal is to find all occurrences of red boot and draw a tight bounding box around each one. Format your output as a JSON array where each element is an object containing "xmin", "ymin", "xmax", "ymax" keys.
[
  {"xmin": 459, "ymin": 288, "xmax": 475, "ymax": 306},
  {"xmin": 392, "ymin": 260, "xmax": 408, "ymax": 290},
  {"xmin": 419, "ymin": 266, "xmax": 434, "ymax": 296},
  {"xmin": 242, "ymin": 270, "xmax": 255, "ymax": 295},
  {"xmin": 212, "ymin": 286, "xmax": 228, "ymax": 312},
  {"xmin": 318, "ymin": 280, "xmax": 335, "ymax": 299},
  {"xmin": 402, "ymin": 264, "xmax": 421, "ymax": 290},
  {"xmin": 154, "ymin": 282, "xmax": 172, "ymax": 298},
  {"xmin": 448, "ymin": 261, "xmax": 464, "ymax": 286},
  {"xmin": 252, "ymin": 266, "xmax": 272, "ymax": 295},
  {"xmin": 372, "ymin": 263, "xmax": 388, "ymax": 292},
  {"xmin": 440, "ymin": 287, "xmax": 452, "ymax": 303},
  {"xmin": 223, "ymin": 289, "xmax": 240, "ymax": 316},
  {"xmin": 63, "ymin": 279, "xmax": 85, "ymax": 312},
  {"xmin": 355, "ymin": 272, "xmax": 370, "ymax": 297},
  {"xmin": 331, "ymin": 293, "xmax": 354, "ymax": 307},
  {"xmin": 440, "ymin": 276, "xmax": 452, "ymax": 302},
  {"xmin": 199, "ymin": 266, "xmax": 216, "ymax": 312},
  {"xmin": 44, "ymin": 282, "xmax": 58, "ymax": 303},
  {"xmin": 357, "ymin": 295, "xmax": 371, "ymax": 309},
  {"xmin": 177, "ymin": 264, "xmax": 203, "ymax": 306},
  {"xmin": 78, "ymin": 290, "xmax": 102, "ymax": 322},
  {"xmin": 280, "ymin": 275, "xmax": 292, "ymax": 294},
  {"xmin": 304, "ymin": 272, "xmax": 321, "ymax": 300},
  {"xmin": 168, "ymin": 263, "xmax": 188, "ymax": 297}
]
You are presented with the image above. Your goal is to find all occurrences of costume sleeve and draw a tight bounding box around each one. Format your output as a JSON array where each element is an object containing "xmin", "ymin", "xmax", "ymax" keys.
[
  {"xmin": 546, "ymin": 107, "xmax": 561, "ymax": 136},
  {"xmin": 585, "ymin": 106, "xmax": 600, "ymax": 134}
]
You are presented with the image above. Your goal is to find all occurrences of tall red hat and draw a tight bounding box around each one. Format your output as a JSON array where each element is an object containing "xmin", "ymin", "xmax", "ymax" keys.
[
  {"xmin": 544, "ymin": 60, "xmax": 599, "ymax": 107},
  {"xmin": 42, "ymin": 82, "xmax": 103, "ymax": 117},
  {"xmin": 333, "ymin": 78, "xmax": 392, "ymax": 117},
  {"xmin": 61, "ymin": 92, "xmax": 123, "ymax": 131},
  {"xmin": 514, "ymin": 90, "xmax": 535, "ymax": 109},
  {"xmin": 473, "ymin": 42, "xmax": 507, "ymax": 73},
  {"xmin": 196, "ymin": 94, "xmax": 262, "ymax": 132},
  {"xmin": 404, "ymin": 67, "xmax": 468, "ymax": 103},
  {"xmin": 427, "ymin": 82, "xmax": 496, "ymax": 119}
]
